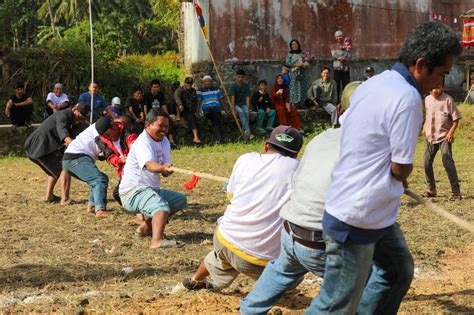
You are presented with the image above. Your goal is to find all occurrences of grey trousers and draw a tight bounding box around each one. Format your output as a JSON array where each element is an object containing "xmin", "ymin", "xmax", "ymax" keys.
[
  {"xmin": 312, "ymin": 86, "xmax": 338, "ymax": 126},
  {"xmin": 424, "ymin": 140, "xmax": 460, "ymax": 193}
]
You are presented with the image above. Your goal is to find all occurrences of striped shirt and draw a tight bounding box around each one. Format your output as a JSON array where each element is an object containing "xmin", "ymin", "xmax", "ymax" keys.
[{"xmin": 197, "ymin": 86, "xmax": 223, "ymax": 111}]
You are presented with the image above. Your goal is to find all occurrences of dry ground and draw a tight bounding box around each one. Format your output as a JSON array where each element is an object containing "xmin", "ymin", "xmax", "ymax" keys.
[{"xmin": 0, "ymin": 105, "xmax": 473, "ymax": 313}]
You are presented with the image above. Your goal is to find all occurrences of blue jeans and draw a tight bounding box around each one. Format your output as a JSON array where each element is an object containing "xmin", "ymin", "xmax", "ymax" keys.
[
  {"xmin": 257, "ymin": 109, "xmax": 276, "ymax": 129},
  {"xmin": 240, "ymin": 228, "xmax": 326, "ymax": 315},
  {"xmin": 62, "ymin": 155, "xmax": 108, "ymax": 211},
  {"xmin": 235, "ymin": 104, "xmax": 250, "ymax": 133},
  {"xmin": 309, "ymin": 223, "xmax": 414, "ymax": 314}
]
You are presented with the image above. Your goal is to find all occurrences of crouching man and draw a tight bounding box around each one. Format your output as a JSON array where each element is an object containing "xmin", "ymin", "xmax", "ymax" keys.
[
  {"xmin": 119, "ymin": 108, "xmax": 187, "ymax": 249},
  {"xmin": 182, "ymin": 126, "xmax": 303, "ymax": 290},
  {"xmin": 62, "ymin": 117, "xmax": 118, "ymax": 217}
]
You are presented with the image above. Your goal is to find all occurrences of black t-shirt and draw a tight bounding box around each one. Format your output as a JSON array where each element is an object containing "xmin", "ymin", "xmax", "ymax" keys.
[
  {"xmin": 143, "ymin": 91, "xmax": 166, "ymax": 110},
  {"xmin": 9, "ymin": 94, "xmax": 29, "ymax": 105},
  {"xmin": 125, "ymin": 97, "xmax": 145, "ymax": 117}
]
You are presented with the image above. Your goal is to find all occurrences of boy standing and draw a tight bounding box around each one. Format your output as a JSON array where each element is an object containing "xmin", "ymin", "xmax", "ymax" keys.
[{"xmin": 423, "ymin": 83, "xmax": 461, "ymax": 200}]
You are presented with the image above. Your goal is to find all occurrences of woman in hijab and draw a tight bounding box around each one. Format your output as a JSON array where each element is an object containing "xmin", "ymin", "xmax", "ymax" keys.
[
  {"xmin": 271, "ymin": 74, "xmax": 302, "ymax": 131},
  {"xmin": 285, "ymin": 39, "xmax": 305, "ymax": 109}
]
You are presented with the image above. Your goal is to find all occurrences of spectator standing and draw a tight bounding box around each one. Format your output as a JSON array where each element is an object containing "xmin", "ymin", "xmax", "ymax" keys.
[
  {"xmin": 286, "ymin": 40, "xmax": 305, "ymax": 107},
  {"xmin": 45, "ymin": 83, "xmax": 70, "ymax": 117},
  {"xmin": 251, "ymin": 79, "xmax": 275, "ymax": 135},
  {"xmin": 307, "ymin": 66, "xmax": 339, "ymax": 128},
  {"xmin": 62, "ymin": 117, "xmax": 117, "ymax": 218},
  {"xmin": 331, "ymin": 30, "xmax": 352, "ymax": 100},
  {"xmin": 78, "ymin": 82, "xmax": 108, "ymax": 122},
  {"xmin": 24, "ymin": 103, "xmax": 90, "ymax": 204},
  {"xmin": 422, "ymin": 82, "xmax": 462, "ymax": 200},
  {"xmin": 271, "ymin": 74, "xmax": 302, "ymax": 131},
  {"xmin": 182, "ymin": 126, "xmax": 303, "ymax": 290},
  {"xmin": 311, "ymin": 21, "xmax": 461, "ymax": 313},
  {"xmin": 228, "ymin": 69, "xmax": 254, "ymax": 140},
  {"xmin": 4, "ymin": 82, "xmax": 33, "ymax": 128},
  {"xmin": 119, "ymin": 109, "xmax": 187, "ymax": 249},
  {"xmin": 143, "ymin": 80, "xmax": 178, "ymax": 148},
  {"xmin": 174, "ymin": 77, "xmax": 201, "ymax": 143},
  {"xmin": 197, "ymin": 75, "xmax": 226, "ymax": 144}
]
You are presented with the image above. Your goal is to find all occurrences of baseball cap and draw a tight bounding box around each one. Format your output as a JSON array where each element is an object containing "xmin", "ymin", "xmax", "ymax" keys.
[
  {"xmin": 184, "ymin": 77, "xmax": 194, "ymax": 84},
  {"xmin": 366, "ymin": 66, "xmax": 375, "ymax": 72},
  {"xmin": 75, "ymin": 102, "xmax": 91, "ymax": 119},
  {"xmin": 95, "ymin": 117, "xmax": 113, "ymax": 135},
  {"xmin": 267, "ymin": 125, "xmax": 303, "ymax": 154},
  {"xmin": 111, "ymin": 97, "xmax": 121, "ymax": 105}
]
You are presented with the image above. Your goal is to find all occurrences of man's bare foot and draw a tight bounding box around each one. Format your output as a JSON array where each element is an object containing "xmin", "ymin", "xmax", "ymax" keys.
[
  {"xmin": 135, "ymin": 221, "xmax": 152, "ymax": 237},
  {"xmin": 193, "ymin": 138, "xmax": 201, "ymax": 144},
  {"xmin": 86, "ymin": 205, "xmax": 95, "ymax": 213},
  {"xmin": 95, "ymin": 210, "xmax": 113, "ymax": 218},
  {"xmin": 61, "ymin": 199, "xmax": 72, "ymax": 206},
  {"xmin": 44, "ymin": 195, "xmax": 61, "ymax": 203},
  {"xmin": 136, "ymin": 213, "xmax": 145, "ymax": 224},
  {"xmin": 150, "ymin": 239, "xmax": 184, "ymax": 249}
]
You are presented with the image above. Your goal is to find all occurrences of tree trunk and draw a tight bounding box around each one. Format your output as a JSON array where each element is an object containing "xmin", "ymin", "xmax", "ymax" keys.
[{"xmin": 47, "ymin": 0, "xmax": 56, "ymax": 38}]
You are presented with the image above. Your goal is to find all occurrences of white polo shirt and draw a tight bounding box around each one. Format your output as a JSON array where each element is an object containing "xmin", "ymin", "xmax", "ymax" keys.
[
  {"xmin": 119, "ymin": 130, "xmax": 171, "ymax": 194},
  {"xmin": 325, "ymin": 69, "xmax": 422, "ymax": 230}
]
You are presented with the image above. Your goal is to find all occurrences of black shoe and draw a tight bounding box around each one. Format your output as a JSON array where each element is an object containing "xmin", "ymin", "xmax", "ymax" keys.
[{"xmin": 182, "ymin": 278, "xmax": 215, "ymax": 291}]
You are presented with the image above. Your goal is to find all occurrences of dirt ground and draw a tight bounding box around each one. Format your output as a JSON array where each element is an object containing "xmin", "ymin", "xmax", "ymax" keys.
[{"xmin": 0, "ymin": 105, "xmax": 473, "ymax": 312}]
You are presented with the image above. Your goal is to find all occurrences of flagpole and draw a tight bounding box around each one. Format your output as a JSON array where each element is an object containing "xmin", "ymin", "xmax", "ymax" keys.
[
  {"xmin": 88, "ymin": 0, "xmax": 94, "ymax": 124},
  {"xmin": 194, "ymin": 2, "xmax": 243, "ymax": 134}
]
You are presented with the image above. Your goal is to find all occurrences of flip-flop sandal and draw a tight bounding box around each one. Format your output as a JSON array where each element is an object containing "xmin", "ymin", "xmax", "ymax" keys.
[{"xmin": 150, "ymin": 239, "xmax": 185, "ymax": 249}]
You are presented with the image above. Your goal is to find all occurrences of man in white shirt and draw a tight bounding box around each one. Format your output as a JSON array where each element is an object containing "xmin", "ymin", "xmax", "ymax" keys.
[
  {"xmin": 240, "ymin": 82, "xmax": 361, "ymax": 314},
  {"xmin": 119, "ymin": 109, "xmax": 187, "ymax": 249},
  {"xmin": 62, "ymin": 117, "xmax": 119, "ymax": 218},
  {"xmin": 182, "ymin": 126, "xmax": 303, "ymax": 290},
  {"xmin": 310, "ymin": 21, "xmax": 462, "ymax": 314},
  {"xmin": 46, "ymin": 83, "xmax": 70, "ymax": 116}
]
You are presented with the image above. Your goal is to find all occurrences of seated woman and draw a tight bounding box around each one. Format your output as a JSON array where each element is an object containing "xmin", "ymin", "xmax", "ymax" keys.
[{"xmin": 271, "ymin": 75, "xmax": 302, "ymax": 132}]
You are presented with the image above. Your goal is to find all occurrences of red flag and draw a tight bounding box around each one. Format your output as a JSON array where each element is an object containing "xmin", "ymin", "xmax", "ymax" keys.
[{"xmin": 195, "ymin": 3, "xmax": 203, "ymax": 17}]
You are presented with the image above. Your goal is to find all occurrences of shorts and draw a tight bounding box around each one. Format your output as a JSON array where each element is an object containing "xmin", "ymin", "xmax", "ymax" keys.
[
  {"xmin": 120, "ymin": 187, "xmax": 187, "ymax": 218},
  {"xmin": 204, "ymin": 229, "xmax": 265, "ymax": 289},
  {"xmin": 29, "ymin": 149, "xmax": 64, "ymax": 178}
]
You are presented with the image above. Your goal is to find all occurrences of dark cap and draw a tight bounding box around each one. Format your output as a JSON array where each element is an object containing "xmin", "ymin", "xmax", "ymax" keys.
[
  {"xmin": 267, "ymin": 125, "xmax": 303, "ymax": 154},
  {"xmin": 366, "ymin": 66, "xmax": 375, "ymax": 72},
  {"xmin": 95, "ymin": 117, "xmax": 113, "ymax": 135},
  {"xmin": 76, "ymin": 102, "xmax": 91, "ymax": 119},
  {"xmin": 184, "ymin": 77, "xmax": 194, "ymax": 84}
]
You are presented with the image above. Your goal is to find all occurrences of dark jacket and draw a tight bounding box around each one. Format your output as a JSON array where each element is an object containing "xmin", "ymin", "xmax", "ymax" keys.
[
  {"xmin": 24, "ymin": 109, "xmax": 75, "ymax": 159},
  {"xmin": 251, "ymin": 91, "xmax": 273, "ymax": 111},
  {"xmin": 174, "ymin": 86, "xmax": 198, "ymax": 113},
  {"xmin": 95, "ymin": 122, "xmax": 137, "ymax": 177}
]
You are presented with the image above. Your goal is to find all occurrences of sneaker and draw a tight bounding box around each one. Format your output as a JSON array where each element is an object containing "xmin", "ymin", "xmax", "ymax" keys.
[
  {"xmin": 243, "ymin": 131, "xmax": 250, "ymax": 140},
  {"xmin": 182, "ymin": 278, "xmax": 215, "ymax": 291}
]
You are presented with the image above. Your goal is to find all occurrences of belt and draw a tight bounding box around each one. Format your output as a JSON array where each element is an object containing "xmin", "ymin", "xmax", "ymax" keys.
[{"xmin": 284, "ymin": 221, "xmax": 325, "ymax": 250}]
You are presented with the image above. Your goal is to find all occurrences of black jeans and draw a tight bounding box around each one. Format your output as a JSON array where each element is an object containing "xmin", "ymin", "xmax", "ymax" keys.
[
  {"xmin": 334, "ymin": 69, "xmax": 350, "ymax": 102},
  {"xmin": 204, "ymin": 107, "xmax": 224, "ymax": 143},
  {"xmin": 11, "ymin": 104, "xmax": 33, "ymax": 126},
  {"xmin": 182, "ymin": 109, "xmax": 198, "ymax": 131}
]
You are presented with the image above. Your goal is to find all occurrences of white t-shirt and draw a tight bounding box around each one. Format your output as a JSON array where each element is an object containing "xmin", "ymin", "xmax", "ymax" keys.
[
  {"xmin": 119, "ymin": 131, "xmax": 171, "ymax": 194},
  {"xmin": 325, "ymin": 69, "xmax": 422, "ymax": 229},
  {"xmin": 280, "ymin": 128, "xmax": 341, "ymax": 231},
  {"xmin": 46, "ymin": 92, "xmax": 69, "ymax": 108},
  {"xmin": 112, "ymin": 139, "xmax": 124, "ymax": 156},
  {"xmin": 64, "ymin": 123, "xmax": 100, "ymax": 160},
  {"xmin": 219, "ymin": 152, "xmax": 299, "ymax": 261}
]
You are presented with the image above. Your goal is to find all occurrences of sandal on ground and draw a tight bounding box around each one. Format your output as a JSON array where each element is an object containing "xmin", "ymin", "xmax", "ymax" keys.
[
  {"xmin": 193, "ymin": 139, "xmax": 202, "ymax": 144},
  {"xmin": 182, "ymin": 277, "xmax": 215, "ymax": 291},
  {"xmin": 421, "ymin": 190, "xmax": 437, "ymax": 198},
  {"xmin": 449, "ymin": 193, "xmax": 462, "ymax": 201},
  {"xmin": 150, "ymin": 239, "xmax": 185, "ymax": 249}
]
